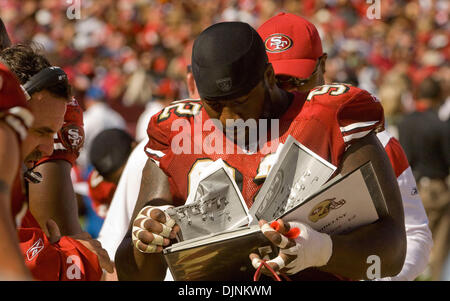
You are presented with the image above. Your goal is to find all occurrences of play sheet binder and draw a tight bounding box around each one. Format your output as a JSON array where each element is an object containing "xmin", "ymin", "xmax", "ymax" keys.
[
  {"xmin": 163, "ymin": 224, "xmax": 276, "ymax": 281},
  {"xmin": 249, "ymin": 135, "xmax": 337, "ymax": 222},
  {"xmin": 280, "ymin": 161, "xmax": 388, "ymax": 235},
  {"xmin": 163, "ymin": 137, "xmax": 388, "ymax": 281},
  {"xmin": 165, "ymin": 159, "xmax": 253, "ymax": 242}
]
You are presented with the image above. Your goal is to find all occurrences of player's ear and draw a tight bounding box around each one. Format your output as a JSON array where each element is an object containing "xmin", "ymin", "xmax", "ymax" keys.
[{"xmin": 264, "ymin": 63, "xmax": 276, "ymax": 88}]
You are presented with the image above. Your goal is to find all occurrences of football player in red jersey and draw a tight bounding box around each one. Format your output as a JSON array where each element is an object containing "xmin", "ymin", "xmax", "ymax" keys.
[
  {"xmin": 115, "ymin": 22, "xmax": 406, "ymax": 281},
  {"xmin": 0, "ymin": 44, "xmax": 112, "ymax": 280},
  {"xmin": 0, "ymin": 18, "xmax": 34, "ymax": 280},
  {"xmin": 0, "ymin": 62, "xmax": 34, "ymax": 280},
  {"xmin": 257, "ymin": 12, "xmax": 432, "ymax": 281},
  {"xmin": 87, "ymin": 128, "xmax": 135, "ymax": 219}
]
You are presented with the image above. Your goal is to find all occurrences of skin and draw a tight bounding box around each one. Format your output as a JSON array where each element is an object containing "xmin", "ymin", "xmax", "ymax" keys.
[
  {"xmin": 116, "ymin": 61, "xmax": 406, "ymax": 280},
  {"xmin": 0, "ymin": 89, "xmax": 64, "ymax": 280},
  {"xmin": 186, "ymin": 71, "xmax": 200, "ymax": 99},
  {"xmin": 28, "ymin": 160, "xmax": 83, "ymax": 236},
  {"xmin": 0, "ymin": 25, "xmax": 32, "ymax": 279},
  {"xmin": 0, "ymin": 122, "xmax": 32, "ymax": 280},
  {"xmin": 1, "ymin": 24, "xmax": 112, "ymax": 277},
  {"xmin": 21, "ymin": 90, "xmax": 67, "ymax": 168},
  {"xmin": 23, "ymin": 90, "xmax": 113, "ymax": 274}
]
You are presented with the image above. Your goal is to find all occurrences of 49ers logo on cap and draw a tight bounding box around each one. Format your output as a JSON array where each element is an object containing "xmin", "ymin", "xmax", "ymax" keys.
[{"xmin": 265, "ymin": 34, "xmax": 293, "ymax": 53}]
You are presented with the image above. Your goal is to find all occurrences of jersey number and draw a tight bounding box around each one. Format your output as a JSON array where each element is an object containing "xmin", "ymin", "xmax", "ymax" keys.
[
  {"xmin": 306, "ymin": 84, "xmax": 350, "ymax": 101},
  {"xmin": 157, "ymin": 102, "xmax": 202, "ymax": 122}
]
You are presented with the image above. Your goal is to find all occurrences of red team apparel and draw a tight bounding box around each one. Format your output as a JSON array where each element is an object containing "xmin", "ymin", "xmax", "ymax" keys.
[
  {"xmin": 1, "ymin": 63, "xmax": 34, "ymax": 219},
  {"xmin": 0, "ymin": 63, "xmax": 33, "ymax": 143},
  {"xmin": 19, "ymin": 219, "xmax": 101, "ymax": 281},
  {"xmin": 11, "ymin": 97, "xmax": 102, "ymax": 281},
  {"xmin": 88, "ymin": 169, "xmax": 117, "ymax": 218},
  {"xmin": 146, "ymin": 84, "xmax": 384, "ymax": 207},
  {"xmin": 145, "ymin": 84, "xmax": 384, "ymax": 280}
]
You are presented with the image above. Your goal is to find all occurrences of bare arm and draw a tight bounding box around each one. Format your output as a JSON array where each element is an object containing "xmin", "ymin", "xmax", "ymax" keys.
[
  {"xmin": 28, "ymin": 160, "xmax": 83, "ymax": 236},
  {"xmin": 318, "ymin": 132, "xmax": 406, "ymax": 279},
  {"xmin": 115, "ymin": 158, "xmax": 173, "ymax": 281},
  {"xmin": 0, "ymin": 123, "xmax": 31, "ymax": 280}
]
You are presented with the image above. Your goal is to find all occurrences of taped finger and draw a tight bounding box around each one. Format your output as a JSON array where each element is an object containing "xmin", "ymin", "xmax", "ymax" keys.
[
  {"xmin": 151, "ymin": 233, "xmax": 164, "ymax": 246},
  {"xmin": 133, "ymin": 226, "xmax": 167, "ymax": 246},
  {"xmin": 278, "ymin": 235, "xmax": 290, "ymax": 249},
  {"xmin": 134, "ymin": 240, "xmax": 159, "ymax": 253},
  {"xmin": 252, "ymin": 257, "xmax": 262, "ymax": 270},
  {"xmin": 261, "ymin": 223, "xmax": 291, "ymax": 248},
  {"xmin": 139, "ymin": 218, "xmax": 150, "ymax": 230},
  {"xmin": 132, "ymin": 226, "xmax": 144, "ymax": 241},
  {"xmin": 267, "ymin": 255, "xmax": 286, "ymax": 271},
  {"xmin": 159, "ymin": 223, "xmax": 172, "ymax": 238},
  {"xmin": 164, "ymin": 215, "xmax": 176, "ymax": 228},
  {"xmin": 261, "ymin": 223, "xmax": 276, "ymax": 234}
]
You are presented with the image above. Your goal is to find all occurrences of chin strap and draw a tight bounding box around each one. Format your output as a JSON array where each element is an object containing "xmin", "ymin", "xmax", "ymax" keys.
[{"xmin": 24, "ymin": 170, "xmax": 42, "ymax": 184}]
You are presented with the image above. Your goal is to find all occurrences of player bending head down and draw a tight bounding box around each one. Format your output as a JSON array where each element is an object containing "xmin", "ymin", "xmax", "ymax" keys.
[
  {"xmin": 115, "ymin": 21, "xmax": 406, "ymax": 281},
  {"xmin": 0, "ymin": 45, "xmax": 70, "ymax": 169}
]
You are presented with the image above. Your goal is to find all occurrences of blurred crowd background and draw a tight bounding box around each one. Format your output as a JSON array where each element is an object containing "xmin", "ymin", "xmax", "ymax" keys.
[
  {"xmin": 1, "ymin": 0, "xmax": 449, "ymax": 279},
  {"xmin": 2, "ymin": 0, "xmax": 448, "ymax": 137}
]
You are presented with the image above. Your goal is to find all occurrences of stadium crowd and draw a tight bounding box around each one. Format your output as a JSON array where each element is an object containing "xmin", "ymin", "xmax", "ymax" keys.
[
  {"xmin": 0, "ymin": 0, "xmax": 448, "ymax": 281},
  {"xmin": 2, "ymin": 0, "xmax": 449, "ymax": 135}
]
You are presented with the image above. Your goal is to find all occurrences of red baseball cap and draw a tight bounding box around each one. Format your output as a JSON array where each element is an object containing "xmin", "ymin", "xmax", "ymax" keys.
[{"xmin": 257, "ymin": 12, "xmax": 323, "ymax": 79}]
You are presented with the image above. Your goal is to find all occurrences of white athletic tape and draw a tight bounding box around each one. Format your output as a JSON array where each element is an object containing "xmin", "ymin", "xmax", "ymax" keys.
[
  {"xmin": 132, "ymin": 226, "xmax": 143, "ymax": 241},
  {"xmin": 143, "ymin": 206, "xmax": 176, "ymax": 228},
  {"xmin": 261, "ymin": 223, "xmax": 275, "ymax": 234},
  {"xmin": 145, "ymin": 244, "xmax": 158, "ymax": 253},
  {"xmin": 132, "ymin": 205, "xmax": 177, "ymax": 254},
  {"xmin": 160, "ymin": 224, "xmax": 172, "ymax": 238},
  {"xmin": 261, "ymin": 223, "xmax": 290, "ymax": 248},
  {"xmin": 281, "ymin": 221, "xmax": 333, "ymax": 275},
  {"xmin": 279, "ymin": 235, "xmax": 290, "ymax": 249},
  {"xmin": 282, "ymin": 243, "xmax": 301, "ymax": 256},
  {"xmin": 252, "ymin": 257, "xmax": 262, "ymax": 270},
  {"xmin": 165, "ymin": 216, "xmax": 176, "ymax": 228},
  {"xmin": 139, "ymin": 218, "xmax": 149, "ymax": 230},
  {"xmin": 134, "ymin": 239, "xmax": 140, "ymax": 250},
  {"xmin": 152, "ymin": 233, "xmax": 164, "ymax": 246},
  {"xmin": 268, "ymin": 256, "xmax": 286, "ymax": 270}
]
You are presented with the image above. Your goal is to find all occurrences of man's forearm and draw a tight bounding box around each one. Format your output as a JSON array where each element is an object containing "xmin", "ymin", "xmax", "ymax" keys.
[
  {"xmin": 0, "ymin": 195, "xmax": 32, "ymax": 280},
  {"xmin": 319, "ymin": 216, "xmax": 406, "ymax": 280},
  {"xmin": 28, "ymin": 160, "xmax": 82, "ymax": 235}
]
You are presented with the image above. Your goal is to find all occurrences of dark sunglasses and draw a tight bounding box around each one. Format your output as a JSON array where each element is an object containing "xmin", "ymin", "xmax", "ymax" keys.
[{"xmin": 276, "ymin": 54, "xmax": 324, "ymax": 88}]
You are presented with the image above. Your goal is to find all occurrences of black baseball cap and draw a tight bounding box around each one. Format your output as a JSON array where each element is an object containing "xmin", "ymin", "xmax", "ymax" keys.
[
  {"xmin": 192, "ymin": 22, "xmax": 268, "ymax": 101},
  {"xmin": 89, "ymin": 129, "xmax": 134, "ymax": 177}
]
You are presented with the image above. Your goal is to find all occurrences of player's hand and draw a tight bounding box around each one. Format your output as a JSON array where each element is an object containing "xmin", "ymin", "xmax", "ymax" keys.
[
  {"xmin": 46, "ymin": 219, "xmax": 114, "ymax": 273},
  {"xmin": 249, "ymin": 219, "xmax": 333, "ymax": 276},
  {"xmin": 131, "ymin": 205, "xmax": 180, "ymax": 254}
]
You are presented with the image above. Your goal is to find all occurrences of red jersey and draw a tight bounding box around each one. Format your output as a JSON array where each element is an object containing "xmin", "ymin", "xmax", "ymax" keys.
[
  {"xmin": 18, "ymin": 212, "xmax": 102, "ymax": 281},
  {"xmin": 0, "ymin": 63, "xmax": 33, "ymax": 142},
  {"xmin": 10, "ymin": 97, "xmax": 99, "ymax": 280},
  {"xmin": 88, "ymin": 169, "xmax": 117, "ymax": 219},
  {"xmin": 145, "ymin": 84, "xmax": 384, "ymax": 209}
]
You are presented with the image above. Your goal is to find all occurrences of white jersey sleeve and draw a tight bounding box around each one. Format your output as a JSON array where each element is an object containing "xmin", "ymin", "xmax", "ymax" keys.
[
  {"xmin": 97, "ymin": 138, "xmax": 173, "ymax": 281},
  {"xmin": 97, "ymin": 139, "xmax": 147, "ymax": 259}
]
